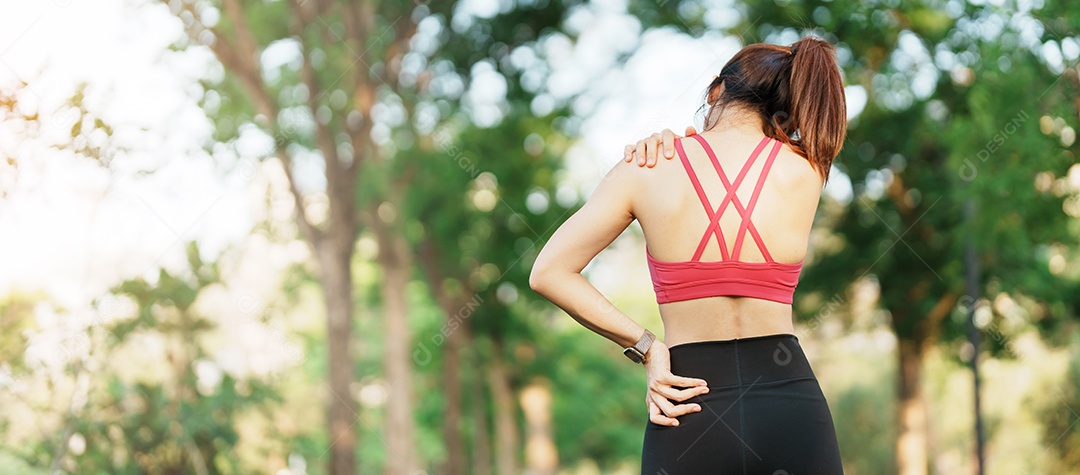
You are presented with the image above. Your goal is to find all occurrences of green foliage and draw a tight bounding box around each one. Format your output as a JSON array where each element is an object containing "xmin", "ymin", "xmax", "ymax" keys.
[
  {"xmin": 0, "ymin": 452, "xmax": 49, "ymax": 475},
  {"xmin": 832, "ymin": 382, "xmax": 897, "ymax": 474},
  {"xmin": 542, "ymin": 331, "xmax": 645, "ymax": 468},
  {"xmin": 1040, "ymin": 329, "xmax": 1080, "ymax": 471},
  {"xmin": 12, "ymin": 243, "xmax": 282, "ymax": 474},
  {"xmin": 0, "ymin": 293, "xmax": 42, "ymax": 368}
]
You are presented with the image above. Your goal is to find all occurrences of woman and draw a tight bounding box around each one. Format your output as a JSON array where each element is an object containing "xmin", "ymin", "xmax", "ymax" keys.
[{"xmin": 529, "ymin": 36, "xmax": 846, "ymax": 474}]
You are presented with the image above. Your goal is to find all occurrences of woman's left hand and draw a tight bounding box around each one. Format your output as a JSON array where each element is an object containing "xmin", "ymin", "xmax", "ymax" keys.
[
  {"xmin": 644, "ymin": 340, "xmax": 710, "ymax": 427},
  {"xmin": 623, "ymin": 126, "xmax": 699, "ymax": 167}
]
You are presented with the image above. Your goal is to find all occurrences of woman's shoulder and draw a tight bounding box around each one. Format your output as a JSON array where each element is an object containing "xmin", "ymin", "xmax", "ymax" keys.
[
  {"xmin": 605, "ymin": 148, "xmax": 684, "ymax": 183},
  {"xmin": 770, "ymin": 141, "xmax": 825, "ymax": 190}
]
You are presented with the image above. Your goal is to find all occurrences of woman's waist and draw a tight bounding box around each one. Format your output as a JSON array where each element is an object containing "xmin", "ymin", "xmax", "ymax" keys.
[
  {"xmin": 665, "ymin": 333, "xmax": 816, "ymax": 388},
  {"xmin": 660, "ymin": 302, "xmax": 795, "ymax": 347}
]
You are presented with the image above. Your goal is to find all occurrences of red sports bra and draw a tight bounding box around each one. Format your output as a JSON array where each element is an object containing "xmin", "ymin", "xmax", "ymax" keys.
[{"xmin": 646, "ymin": 135, "xmax": 803, "ymax": 305}]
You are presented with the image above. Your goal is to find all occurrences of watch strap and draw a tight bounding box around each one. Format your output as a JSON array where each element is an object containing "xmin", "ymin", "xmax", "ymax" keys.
[{"xmin": 624, "ymin": 329, "xmax": 656, "ymax": 364}]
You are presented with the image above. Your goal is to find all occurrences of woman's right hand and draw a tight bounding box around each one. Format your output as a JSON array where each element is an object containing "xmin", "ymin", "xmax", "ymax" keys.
[
  {"xmin": 644, "ymin": 340, "xmax": 710, "ymax": 427},
  {"xmin": 623, "ymin": 126, "xmax": 699, "ymax": 168}
]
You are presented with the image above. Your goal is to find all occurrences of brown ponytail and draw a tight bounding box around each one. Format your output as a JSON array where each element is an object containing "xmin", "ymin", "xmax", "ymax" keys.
[
  {"xmin": 788, "ymin": 37, "xmax": 846, "ymax": 180},
  {"xmin": 702, "ymin": 36, "xmax": 847, "ymax": 181}
]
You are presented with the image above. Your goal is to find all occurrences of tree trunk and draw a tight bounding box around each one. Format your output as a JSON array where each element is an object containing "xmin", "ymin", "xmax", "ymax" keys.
[
  {"xmin": 417, "ymin": 239, "xmax": 469, "ymax": 475},
  {"xmin": 440, "ymin": 318, "xmax": 467, "ymax": 475},
  {"xmin": 897, "ymin": 339, "xmax": 928, "ymax": 475},
  {"xmin": 470, "ymin": 345, "xmax": 493, "ymax": 475},
  {"xmin": 163, "ymin": 2, "xmax": 365, "ymax": 473},
  {"xmin": 489, "ymin": 339, "xmax": 519, "ymax": 475},
  {"xmin": 318, "ymin": 243, "xmax": 358, "ymax": 475},
  {"xmin": 378, "ymin": 231, "xmax": 418, "ymax": 475},
  {"xmin": 520, "ymin": 379, "xmax": 558, "ymax": 475}
]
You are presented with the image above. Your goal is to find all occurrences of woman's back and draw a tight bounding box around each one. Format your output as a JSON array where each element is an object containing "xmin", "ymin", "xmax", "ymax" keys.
[
  {"xmin": 529, "ymin": 36, "xmax": 847, "ymax": 472},
  {"xmin": 628, "ymin": 123, "xmax": 824, "ymax": 345}
]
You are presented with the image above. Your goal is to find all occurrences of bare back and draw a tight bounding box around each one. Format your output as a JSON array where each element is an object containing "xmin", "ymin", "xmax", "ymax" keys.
[{"xmin": 629, "ymin": 126, "xmax": 823, "ymax": 346}]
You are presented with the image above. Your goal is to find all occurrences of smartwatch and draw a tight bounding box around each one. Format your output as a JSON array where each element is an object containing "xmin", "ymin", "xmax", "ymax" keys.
[{"xmin": 623, "ymin": 329, "xmax": 656, "ymax": 364}]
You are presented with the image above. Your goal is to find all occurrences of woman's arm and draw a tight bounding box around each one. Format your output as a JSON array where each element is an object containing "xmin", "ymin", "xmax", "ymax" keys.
[
  {"xmin": 529, "ymin": 159, "xmax": 709, "ymax": 427},
  {"xmin": 528, "ymin": 160, "xmax": 644, "ymax": 349}
]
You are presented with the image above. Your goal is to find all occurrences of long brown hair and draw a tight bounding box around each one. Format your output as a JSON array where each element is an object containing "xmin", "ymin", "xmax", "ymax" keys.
[{"xmin": 702, "ymin": 36, "xmax": 847, "ymax": 181}]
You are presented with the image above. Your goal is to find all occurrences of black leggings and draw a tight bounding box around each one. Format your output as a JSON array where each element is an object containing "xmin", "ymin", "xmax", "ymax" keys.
[{"xmin": 641, "ymin": 333, "xmax": 843, "ymax": 474}]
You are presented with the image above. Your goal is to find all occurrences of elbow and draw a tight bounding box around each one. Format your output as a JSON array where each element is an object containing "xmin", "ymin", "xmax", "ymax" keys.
[
  {"xmin": 530, "ymin": 255, "xmax": 561, "ymax": 295},
  {"xmin": 528, "ymin": 264, "xmax": 549, "ymax": 295}
]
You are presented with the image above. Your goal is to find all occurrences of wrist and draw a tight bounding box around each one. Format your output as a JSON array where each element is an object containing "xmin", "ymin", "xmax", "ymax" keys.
[
  {"xmin": 623, "ymin": 328, "xmax": 656, "ymax": 364},
  {"xmin": 644, "ymin": 339, "xmax": 661, "ymax": 363}
]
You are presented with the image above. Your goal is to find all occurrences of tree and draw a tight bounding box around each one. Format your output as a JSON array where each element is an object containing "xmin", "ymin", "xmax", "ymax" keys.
[
  {"xmin": 0, "ymin": 242, "xmax": 279, "ymax": 474},
  {"xmin": 388, "ymin": 3, "xmax": 581, "ymax": 470},
  {"xmin": 74, "ymin": 244, "xmax": 279, "ymax": 474},
  {"xmin": 158, "ymin": 1, "xmax": 583, "ymax": 473},
  {"xmin": 158, "ymin": 1, "xmax": 386, "ymax": 472}
]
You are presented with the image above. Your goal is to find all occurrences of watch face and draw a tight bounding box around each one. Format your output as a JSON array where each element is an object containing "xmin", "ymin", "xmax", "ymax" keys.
[{"xmin": 624, "ymin": 347, "xmax": 644, "ymax": 363}]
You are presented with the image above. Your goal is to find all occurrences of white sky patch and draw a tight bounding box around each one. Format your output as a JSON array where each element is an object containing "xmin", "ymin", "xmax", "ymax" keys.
[
  {"xmin": 464, "ymin": 60, "xmax": 509, "ymax": 127},
  {"xmin": 823, "ymin": 167, "xmax": 854, "ymax": 205},
  {"xmin": 546, "ymin": 2, "xmax": 642, "ymax": 100},
  {"xmin": 845, "ymin": 85, "xmax": 868, "ymax": 121},
  {"xmin": 1041, "ymin": 40, "xmax": 1065, "ymax": 75},
  {"xmin": 564, "ymin": 28, "xmax": 741, "ymax": 200},
  {"xmin": 0, "ymin": 0, "xmax": 252, "ymax": 308},
  {"xmin": 896, "ymin": 31, "xmax": 939, "ymax": 100},
  {"xmin": 260, "ymin": 38, "xmax": 303, "ymax": 83}
]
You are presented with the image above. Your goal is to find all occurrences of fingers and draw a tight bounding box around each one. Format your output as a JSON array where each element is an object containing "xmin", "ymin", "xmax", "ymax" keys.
[
  {"xmin": 650, "ymin": 390, "xmax": 700, "ymax": 422},
  {"xmin": 649, "ymin": 393, "xmax": 684, "ymax": 426},
  {"xmin": 634, "ymin": 139, "xmax": 647, "ymax": 166},
  {"xmin": 667, "ymin": 400, "xmax": 703, "ymax": 418},
  {"xmin": 648, "ymin": 398, "xmax": 679, "ymax": 427},
  {"xmin": 624, "ymin": 127, "xmax": 696, "ymax": 167},
  {"xmin": 652, "ymin": 381, "xmax": 709, "ymax": 403},
  {"xmin": 645, "ymin": 133, "xmax": 662, "ymax": 167},
  {"xmin": 661, "ymin": 129, "xmax": 676, "ymax": 159},
  {"xmin": 665, "ymin": 374, "xmax": 708, "ymax": 390}
]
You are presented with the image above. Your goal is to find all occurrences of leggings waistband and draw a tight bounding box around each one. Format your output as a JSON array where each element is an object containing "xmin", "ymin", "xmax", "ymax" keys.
[{"xmin": 666, "ymin": 333, "xmax": 815, "ymax": 388}]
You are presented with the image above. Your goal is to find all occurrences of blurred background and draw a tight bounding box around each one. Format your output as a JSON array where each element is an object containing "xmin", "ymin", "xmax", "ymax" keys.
[{"xmin": 1, "ymin": 0, "xmax": 1079, "ymax": 474}]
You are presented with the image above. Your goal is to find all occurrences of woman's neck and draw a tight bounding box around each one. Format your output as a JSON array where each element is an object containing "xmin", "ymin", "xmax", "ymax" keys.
[
  {"xmin": 708, "ymin": 120, "xmax": 764, "ymax": 138},
  {"xmin": 707, "ymin": 105, "xmax": 765, "ymax": 135}
]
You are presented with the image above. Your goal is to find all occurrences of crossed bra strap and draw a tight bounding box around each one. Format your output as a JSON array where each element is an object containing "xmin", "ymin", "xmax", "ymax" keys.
[{"xmin": 672, "ymin": 134, "xmax": 783, "ymax": 263}]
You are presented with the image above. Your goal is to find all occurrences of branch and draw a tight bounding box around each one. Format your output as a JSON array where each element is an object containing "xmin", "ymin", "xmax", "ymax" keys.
[
  {"xmin": 275, "ymin": 149, "xmax": 324, "ymax": 246},
  {"xmin": 886, "ymin": 168, "xmax": 946, "ymax": 252},
  {"xmin": 885, "ymin": 171, "xmax": 916, "ymax": 225},
  {"xmin": 213, "ymin": 0, "xmax": 276, "ymax": 120},
  {"xmin": 381, "ymin": 17, "xmax": 419, "ymax": 83},
  {"xmin": 351, "ymin": 1, "xmax": 375, "ymax": 52},
  {"xmin": 294, "ymin": 37, "xmax": 342, "ymax": 172},
  {"xmin": 923, "ymin": 290, "xmax": 962, "ymax": 347},
  {"xmin": 346, "ymin": 6, "xmax": 419, "ymax": 228},
  {"xmin": 288, "ymin": 0, "xmax": 355, "ymax": 239},
  {"xmin": 350, "ymin": 5, "xmax": 419, "ymax": 168},
  {"xmin": 166, "ymin": 0, "xmax": 325, "ymax": 246}
]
